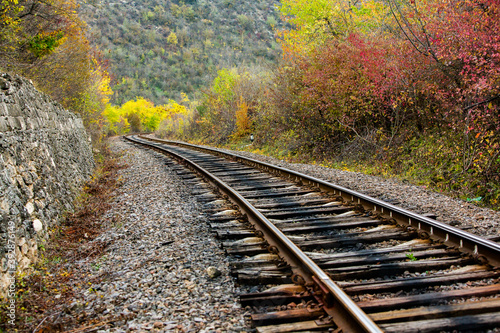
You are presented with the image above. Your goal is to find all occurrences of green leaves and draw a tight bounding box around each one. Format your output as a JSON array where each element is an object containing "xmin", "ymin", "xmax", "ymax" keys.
[
  {"xmin": 27, "ymin": 32, "xmax": 66, "ymax": 58},
  {"xmin": 212, "ymin": 69, "xmax": 239, "ymax": 106}
]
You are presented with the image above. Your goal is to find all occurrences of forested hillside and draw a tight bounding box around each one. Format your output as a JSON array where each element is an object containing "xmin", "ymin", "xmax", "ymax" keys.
[{"xmin": 80, "ymin": 0, "xmax": 283, "ymax": 105}]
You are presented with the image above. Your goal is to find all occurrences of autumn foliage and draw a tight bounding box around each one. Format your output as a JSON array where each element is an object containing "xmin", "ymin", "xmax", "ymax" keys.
[
  {"xmin": 158, "ymin": 68, "xmax": 267, "ymax": 144},
  {"xmin": 104, "ymin": 96, "xmax": 190, "ymax": 135},
  {"xmin": 0, "ymin": 0, "xmax": 112, "ymax": 140},
  {"xmin": 159, "ymin": 0, "xmax": 500, "ymax": 207},
  {"xmin": 284, "ymin": 0, "xmax": 499, "ymax": 205}
]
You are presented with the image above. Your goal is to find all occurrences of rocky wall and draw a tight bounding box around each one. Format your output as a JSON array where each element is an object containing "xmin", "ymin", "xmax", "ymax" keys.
[{"xmin": 0, "ymin": 73, "xmax": 95, "ymax": 299}]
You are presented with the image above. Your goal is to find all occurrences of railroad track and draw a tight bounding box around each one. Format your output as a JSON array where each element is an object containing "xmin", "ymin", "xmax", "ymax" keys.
[{"xmin": 125, "ymin": 134, "xmax": 500, "ymax": 333}]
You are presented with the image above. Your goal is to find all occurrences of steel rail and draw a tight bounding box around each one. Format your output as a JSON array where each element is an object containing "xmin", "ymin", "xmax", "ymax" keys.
[
  {"xmin": 139, "ymin": 135, "xmax": 500, "ymax": 268},
  {"xmin": 126, "ymin": 135, "xmax": 383, "ymax": 333}
]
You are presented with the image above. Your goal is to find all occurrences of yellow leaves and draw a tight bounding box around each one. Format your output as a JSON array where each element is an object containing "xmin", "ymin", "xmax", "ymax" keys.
[
  {"xmin": 0, "ymin": 0, "xmax": 23, "ymax": 41},
  {"xmin": 180, "ymin": 92, "xmax": 190, "ymax": 103},
  {"xmin": 97, "ymin": 74, "xmax": 113, "ymax": 104},
  {"xmin": 104, "ymin": 97, "xmax": 191, "ymax": 135},
  {"xmin": 233, "ymin": 96, "xmax": 251, "ymax": 138},
  {"xmin": 167, "ymin": 32, "xmax": 178, "ymax": 45},
  {"xmin": 165, "ymin": 100, "xmax": 189, "ymax": 117},
  {"xmin": 212, "ymin": 68, "xmax": 239, "ymax": 106}
]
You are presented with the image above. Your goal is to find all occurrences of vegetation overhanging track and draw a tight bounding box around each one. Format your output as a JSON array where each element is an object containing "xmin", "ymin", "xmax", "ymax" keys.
[
  {"xmin": 126, "ymin": 134, "xmax": 381, "ymax": 332},
  {"xmin": 125, "ymin": 134, "xmax": 500, "ymax": 332}
]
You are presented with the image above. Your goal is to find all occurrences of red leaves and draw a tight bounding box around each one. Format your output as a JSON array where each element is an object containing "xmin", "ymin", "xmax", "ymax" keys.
[{"xmin": 270, "ymin": 0, "xmax": 500, "ymax": 183}]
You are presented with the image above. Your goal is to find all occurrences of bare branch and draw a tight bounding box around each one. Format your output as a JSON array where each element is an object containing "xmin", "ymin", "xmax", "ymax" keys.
[
  {"xmin": 386, "ymin": 0, "xmax": 429, "ymax": 56},
  {"xmin": 335, "ymin": 118, "xmax": 379, "ymax": 147},
  {"xmin": 464, "ymin": 94, "xmax": 500, "ymax": 111}
]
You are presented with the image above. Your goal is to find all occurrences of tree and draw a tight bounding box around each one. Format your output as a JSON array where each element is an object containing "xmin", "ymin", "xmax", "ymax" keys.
[
  {"xmin": 0, "ymin": 0, "xmax": 112, "ymax": 141},
  {"xmin": 277, "ymin": 0, "xmax": 388, "ymax": 57},
  {"xmin": 0, "ymin": 0, "xmax": 84, "ymax": 68},
  {"xmin": 103, "ymin": 97, "xmax": 191, "ymax": 135},
  {"xmin": 167, "ymin": 31, "xmax": 178, "ymax": 45}
]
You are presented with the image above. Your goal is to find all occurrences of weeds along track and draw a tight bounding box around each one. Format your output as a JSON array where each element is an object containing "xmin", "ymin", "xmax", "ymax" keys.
[{"xmin": 125, "ymin": 135, "xmax": 500, "ymax": 333}]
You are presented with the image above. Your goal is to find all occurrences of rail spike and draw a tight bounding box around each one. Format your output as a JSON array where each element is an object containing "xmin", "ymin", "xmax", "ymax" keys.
[
  {"xmin": 292, "ymin": 273, "xmax": 306, "ymax": 286},
  {"xmin": 267, "ymin": 245, "xmax": 279, "ymax": 254},
  {"xmin": 474, "ymin": 254, "xmax": 489, "ymax": 265},
  {"xmin": 419, "ymin": 231, "xmax": 430, "ymax": 239}
]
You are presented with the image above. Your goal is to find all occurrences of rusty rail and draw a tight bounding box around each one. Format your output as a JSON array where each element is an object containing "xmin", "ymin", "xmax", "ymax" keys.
[
  {"xmin": 137, "ymin": 135, "xmax": 500, "ymax": 269},
  {"xmin": 126, "ymin": 135, "xmax": 383, "ymax": 333}
]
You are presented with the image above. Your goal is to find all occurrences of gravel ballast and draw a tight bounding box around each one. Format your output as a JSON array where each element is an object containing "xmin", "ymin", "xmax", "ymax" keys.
[
  {"xmin": 196, "ymin": 142, "xmax": 500, "ymax": 239},
  {"xmin": 74, "ymin": 137, "xmax": 246, "ymax": 332},
  {"xmin": 72, "ymin": 136, "xmax": 499, "ymax": 332}
]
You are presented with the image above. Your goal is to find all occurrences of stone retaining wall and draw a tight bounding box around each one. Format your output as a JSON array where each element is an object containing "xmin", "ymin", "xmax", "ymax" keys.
[{"xmin": 0, "ymin": 73, "xmax": 95, "ymax": 298}]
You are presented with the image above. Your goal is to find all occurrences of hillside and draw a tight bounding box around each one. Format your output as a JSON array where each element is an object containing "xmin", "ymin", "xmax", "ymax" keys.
[{"xmin": 80, "ymin": 0, "xmax": 283, "ymax": 105}]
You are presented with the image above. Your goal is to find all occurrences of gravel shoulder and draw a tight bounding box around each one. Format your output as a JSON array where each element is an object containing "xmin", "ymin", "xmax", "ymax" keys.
[{"xmin": 75, "ymin": 137, "xmax": 246, "ymax": 332}]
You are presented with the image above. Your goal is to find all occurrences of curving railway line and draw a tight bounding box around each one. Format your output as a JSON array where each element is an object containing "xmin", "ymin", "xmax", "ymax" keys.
[{"xmin": 125, "ymin": 134, "xmax": 500, "ymax": 333}]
